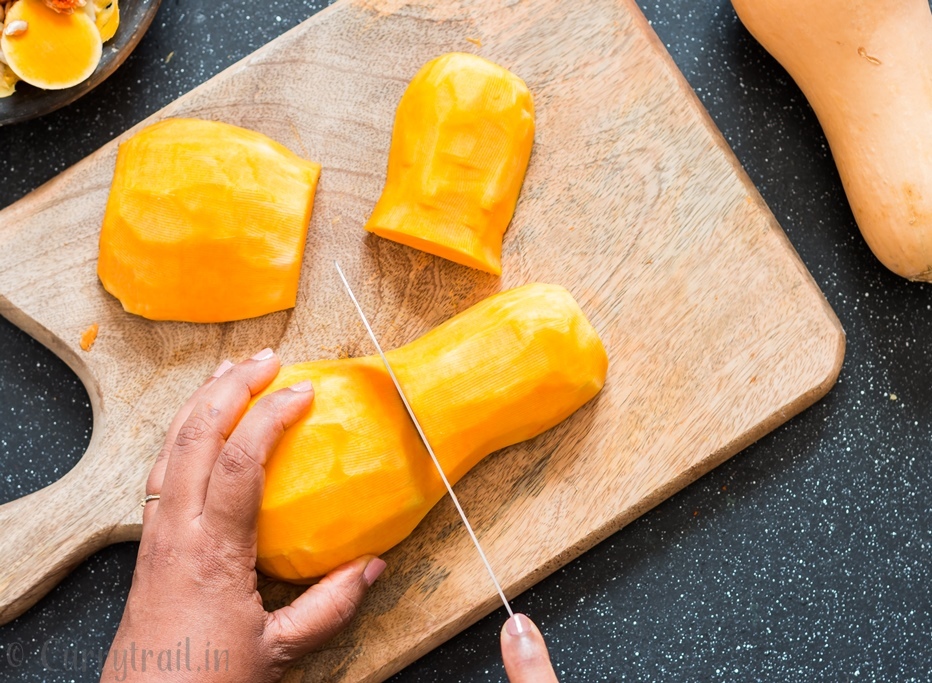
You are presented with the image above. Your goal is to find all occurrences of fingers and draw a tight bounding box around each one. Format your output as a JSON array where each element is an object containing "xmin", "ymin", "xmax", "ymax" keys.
[
  {"xmin": 143, "ymin": 359, "xmax": 234, "ymax": 527},
  {"xmin": 200, "ymin": 379, "xmax": 314, "ymax": 547},
  {"xmin": 265, "ymin": 556, "xmax": 386, "ymax": 662},
  {"xmin": 158, "ymin": 349, "xmax": 281, "ymax": 520},
  {"xmin": 501, "ymin": 614, "xmax": 559, "ymax": 683}
]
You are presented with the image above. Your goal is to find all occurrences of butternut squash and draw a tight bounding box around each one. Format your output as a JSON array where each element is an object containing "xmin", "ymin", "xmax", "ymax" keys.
[
  {"xmin": 364, "ymin": 52, "xmax": 535, "ymax": 275},
  {"xmin": 731, "ymin": 0, "xmax": 932, "ymax": 281},
  {"xmin": 256, "ymin": 283, "xmax": 607, "ymax": 581},
  {"xmin": 98, "ymin": 118, "xmax": 321, "ymax": 322}
]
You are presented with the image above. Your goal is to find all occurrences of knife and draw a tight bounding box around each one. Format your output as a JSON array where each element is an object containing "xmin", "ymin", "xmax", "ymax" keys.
[{"xmin": 335, "ymin": 261, "xmax": 514, "ymax": 618}]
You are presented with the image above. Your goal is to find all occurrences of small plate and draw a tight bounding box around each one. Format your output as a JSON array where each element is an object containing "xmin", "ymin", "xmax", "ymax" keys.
[{"xmin": 0, "ymin": 0, "xmax": 162, "ymax": 126}]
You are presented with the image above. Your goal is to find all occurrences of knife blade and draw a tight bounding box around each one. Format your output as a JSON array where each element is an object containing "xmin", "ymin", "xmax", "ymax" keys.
[{"xmin": 334, "ymin": 261, "xmax": 514, "ymax": 618}]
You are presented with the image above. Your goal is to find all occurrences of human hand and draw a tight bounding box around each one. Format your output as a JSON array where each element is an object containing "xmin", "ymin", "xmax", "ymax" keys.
[
  {"xmin": 101, "ymin": 349, "xmax": 386, "ymax": 683},
  {"xmin": 501, "ymin": 614, "xmax": 560, "ymax": 682}
]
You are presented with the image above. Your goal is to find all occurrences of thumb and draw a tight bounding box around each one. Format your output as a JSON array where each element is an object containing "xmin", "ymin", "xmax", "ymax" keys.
[
  {"xmin": 264, "ymin": 556, "xmax": 387, "ymax": 662},
  {"xmin": 501, "ymin": 614, "xmax": 559, "ymax": 683}
]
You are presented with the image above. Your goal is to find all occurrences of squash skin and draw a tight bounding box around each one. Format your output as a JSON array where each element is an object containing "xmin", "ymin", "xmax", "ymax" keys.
[
  {"xmin": 256, "ymin": 283, "xmax": 607, "ymax": 581},
  {"xmin": 98, "ymin": 118, "xmax": 321, "ymax": 322},
  {"xmin": 731, "ymin": 0, "xmax": 932, "ymax": 281},
  {"xmin": 364, "ymin": 52, "xmax": 535, "ymax": 275}
]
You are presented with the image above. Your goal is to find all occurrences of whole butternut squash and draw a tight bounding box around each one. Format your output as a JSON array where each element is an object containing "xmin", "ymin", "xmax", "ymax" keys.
[
  {"xmin": 364, "ymin": 52, "xmax": 535, "ymax": 276},
  {"xmin": 256, "ymin": 283, "xmax": 607, "ymax": 581},
  {"xmin": 98, "ymin": 118, "xmax": 321, "ymax": 322},
  {"xmin": 731, "ymin": 0, "xmax": 932, "ymax": 281}
]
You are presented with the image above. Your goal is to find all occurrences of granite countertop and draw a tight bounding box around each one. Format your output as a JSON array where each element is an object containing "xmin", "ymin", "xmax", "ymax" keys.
[{"xmin": 1, "ymin": 1, "xmax": 929, "ymax": 681}]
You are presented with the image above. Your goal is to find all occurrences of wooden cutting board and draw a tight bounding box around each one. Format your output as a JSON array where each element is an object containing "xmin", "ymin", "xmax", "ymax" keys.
[{"xmin": 0, "ymin": 0, "xmax": 844, "ymax": 679}]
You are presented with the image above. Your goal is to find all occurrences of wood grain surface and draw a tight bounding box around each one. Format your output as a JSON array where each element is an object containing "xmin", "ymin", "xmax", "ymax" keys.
[{"xmin": 0, "ymin": 0, "xmax": 844, "ymax": 680}]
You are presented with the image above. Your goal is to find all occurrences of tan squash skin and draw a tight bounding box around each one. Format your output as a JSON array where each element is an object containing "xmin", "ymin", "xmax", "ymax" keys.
[{"xmin": 732, "ymin": 0, "xmax": 932, "ymax": 281}]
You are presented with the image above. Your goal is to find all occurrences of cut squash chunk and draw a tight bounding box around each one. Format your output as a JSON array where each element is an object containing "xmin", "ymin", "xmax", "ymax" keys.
[
  {"xmin": 98, "ymin": 118, "xmax": 321, "ymax": 323},
  {"xmin": 365, "ymin": 52, "xmax": 535, "ymax": 275}
]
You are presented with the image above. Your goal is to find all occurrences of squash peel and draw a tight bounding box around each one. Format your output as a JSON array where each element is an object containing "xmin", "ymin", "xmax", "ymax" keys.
[
  {"xmin": 256, "ymin": 283, "xmax": 607, "ymax": 581},
  {"xmin": 98, "ymin": 118, "xmax": 322, "ymax": 323}
]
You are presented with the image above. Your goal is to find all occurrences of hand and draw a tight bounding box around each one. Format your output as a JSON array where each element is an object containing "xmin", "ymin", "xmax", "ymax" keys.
[
  {"xmin": 501, "ymin": 614, "xmax": 560, "ymax": 682},
  {"xmin": 101, "ymin": 349, "xmax": 386, "ymax": 683}
]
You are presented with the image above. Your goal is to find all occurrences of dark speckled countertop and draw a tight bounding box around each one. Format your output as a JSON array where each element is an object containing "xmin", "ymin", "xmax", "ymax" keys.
[{"xmin": 1, "ymin": 1, "xmax": 930, "ymax": 681}]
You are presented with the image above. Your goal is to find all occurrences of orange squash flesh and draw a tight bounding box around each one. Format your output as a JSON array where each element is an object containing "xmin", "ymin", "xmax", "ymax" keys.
[
  {"xmin": 1, "ymin": 0, "xmax": 102, "ymax": 90},
  {"xmin": 0, "ymin": 65, "xmax": 17, "ymax": 98},
  {"xmin": 256, "ymin": 283, "xmax": 607, "ymax": 581},
  {"xmin": 364, "ymin": 52, "xmax": 535, "ymax": 275},
  {"xmin": 98, "ymin": 118, "xmax": 321, "ymax": 323},
  {"xmin": 94, "ymin": 0, "xmax": 119, "ymax": 42}
]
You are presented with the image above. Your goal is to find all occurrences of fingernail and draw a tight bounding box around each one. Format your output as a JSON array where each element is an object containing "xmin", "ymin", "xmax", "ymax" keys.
[
  {"xmin": 506, "ymin": 614, "xmax": 532, "ymax": 637},
  {"xmin": 251, "ymin": 348, "xmax": 275, "ymax": 361},
  {"xmin": 289, "ymin": 380, "xmax": 313, "ymax": 393},
  {"xmin": 363, "ymin": 558, "xmax": 387, "ymax": 586},
  {"xmin": 212, "ymin": 360, "xmax": 234, "ymax": 377}
]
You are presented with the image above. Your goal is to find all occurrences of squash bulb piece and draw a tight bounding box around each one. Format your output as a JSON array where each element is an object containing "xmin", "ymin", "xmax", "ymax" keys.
[
  {"xmin": 365, "ymin": 52, "xmax": 535, "ymax": 275},
  {"xmin": 1, "ymin": 0, "xmax": 102, "ymax": 90},
  {"xmin": 256, "ymin": 283, "xmax": 607, "ymax": 581},
  {"xmin": 98, "ymin": 118, "xmax": 321, "ymax": 323}
]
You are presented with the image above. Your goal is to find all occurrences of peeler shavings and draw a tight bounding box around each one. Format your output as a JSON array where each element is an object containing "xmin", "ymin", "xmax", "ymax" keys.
[{"xmin": 80, "ymin": 322, "xmax": 99, "ymax": 351}]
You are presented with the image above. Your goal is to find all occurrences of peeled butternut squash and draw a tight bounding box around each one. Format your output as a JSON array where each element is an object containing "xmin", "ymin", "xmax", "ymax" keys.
[
  {"xmin": 256, "ymin": 283, "xmax": 607, "ymax": 581},
  {"xmin": 365, "ymin": 52, "xmax": 535, "ymax": 275},
  {"xmin": 732, "ymin": 0, "xmax": 932, "ymax": 281},
  {"xmin": 98, "ymin": 118, "xmax": 321, "ymax": 322}
]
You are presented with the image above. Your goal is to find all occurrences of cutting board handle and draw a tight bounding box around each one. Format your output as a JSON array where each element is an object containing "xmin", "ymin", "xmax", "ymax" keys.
[{"xmin": 0, "ymin": 442, "xmax": 139, "ymax": 624}]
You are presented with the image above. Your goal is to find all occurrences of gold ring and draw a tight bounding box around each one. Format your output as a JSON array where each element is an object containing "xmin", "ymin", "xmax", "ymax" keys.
[{"xmin": 140, "ymin": 494, "xmax": 161, "ymax": 508}]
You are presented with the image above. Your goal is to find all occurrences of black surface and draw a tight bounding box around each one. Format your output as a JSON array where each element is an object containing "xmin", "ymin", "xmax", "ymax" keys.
[
  {"xmin": 1, "ymin": 1, "xmax": 930, "ymax": 681},
  {"xmin": 0, "ymin": 0, "xmax": 163, "ymax": 125}
]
